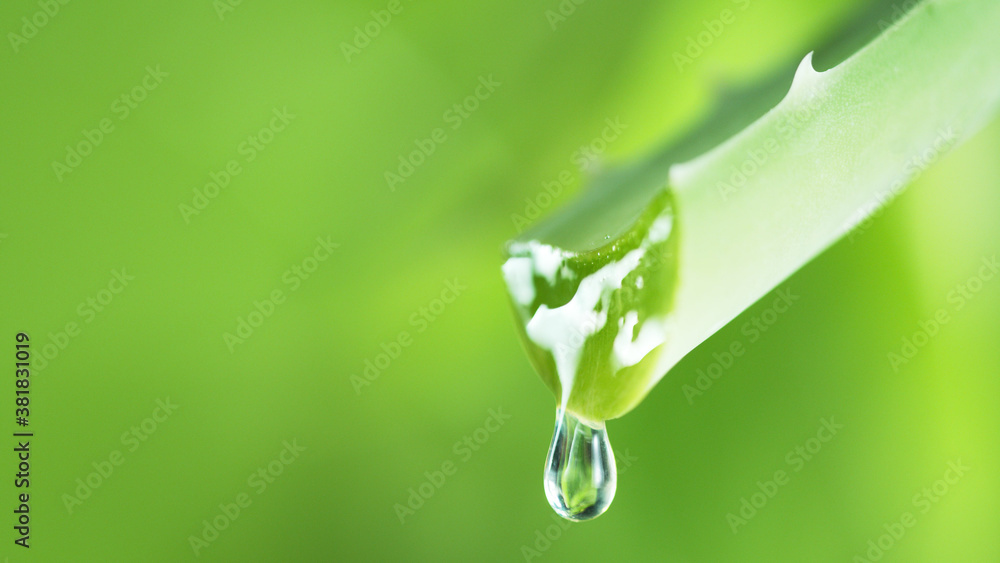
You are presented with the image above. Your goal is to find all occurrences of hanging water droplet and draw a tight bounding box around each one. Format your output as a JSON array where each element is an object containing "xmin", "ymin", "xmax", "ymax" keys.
[{"xmin": 543, "ymin": 407, "xmax": 617, "ymax": 521}]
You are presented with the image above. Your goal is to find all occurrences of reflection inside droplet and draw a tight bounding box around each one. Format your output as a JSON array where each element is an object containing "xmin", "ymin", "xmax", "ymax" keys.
[{"xmin": 543, "ymin": 407, "xmax": 617, "ymax": 521}]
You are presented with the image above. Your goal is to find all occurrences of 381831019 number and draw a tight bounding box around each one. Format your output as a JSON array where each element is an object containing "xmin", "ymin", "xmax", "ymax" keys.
[{"xmin": 15, "ymin": 333, "xmax": 30, "ymax": 426}]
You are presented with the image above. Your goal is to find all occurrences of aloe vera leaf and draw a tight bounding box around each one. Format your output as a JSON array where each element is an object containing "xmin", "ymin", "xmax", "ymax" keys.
[{"xmin": 504, "ymin": 0, "xmax": 1000, "ymax": 423}]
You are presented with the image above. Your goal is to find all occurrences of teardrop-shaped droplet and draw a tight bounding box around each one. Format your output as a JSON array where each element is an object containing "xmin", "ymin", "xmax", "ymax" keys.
[{"xmin": 543, "ymin": 407, "xmax": 617, "ymax": 521}]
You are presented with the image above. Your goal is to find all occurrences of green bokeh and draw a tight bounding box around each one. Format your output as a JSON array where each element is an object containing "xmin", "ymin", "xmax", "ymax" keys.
[{"xmin": 0, "ymin": 0, "xmax": 997, "ymax": 561}]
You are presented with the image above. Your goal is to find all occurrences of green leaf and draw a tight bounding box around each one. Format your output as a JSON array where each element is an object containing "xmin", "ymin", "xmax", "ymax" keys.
[{"xmin": 502, "ymin": 0, "xmax": 1000, "ymax": 423}]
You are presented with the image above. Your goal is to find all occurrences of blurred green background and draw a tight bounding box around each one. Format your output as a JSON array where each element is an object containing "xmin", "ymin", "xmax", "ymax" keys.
[{"xmin": 1, "ymin": 0, "xmax": 998, "ymax": 561}]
